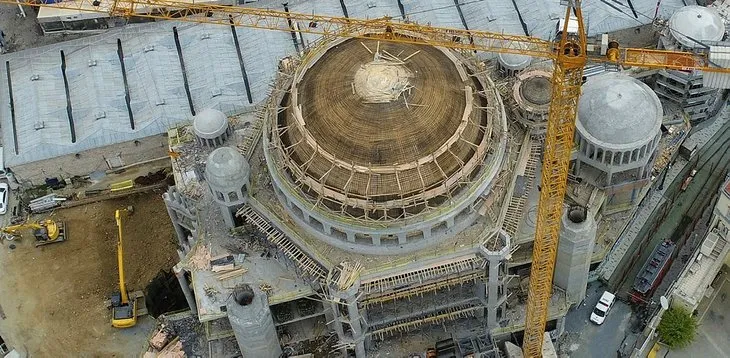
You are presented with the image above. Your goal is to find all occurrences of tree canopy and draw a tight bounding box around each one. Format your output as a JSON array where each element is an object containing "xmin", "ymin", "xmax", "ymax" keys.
[{"xmin": 657, "ymin": 306, "xmax": 698, "ymax": 349}]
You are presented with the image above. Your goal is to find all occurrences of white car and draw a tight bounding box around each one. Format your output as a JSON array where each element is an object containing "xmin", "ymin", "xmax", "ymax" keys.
[
  {"xmin": 0, "ymin": 182, "xmax": 8, "ymax": 215},
  {"xmin": 590, "ymin": 291, "xmax": 616, "ymax": 325}
]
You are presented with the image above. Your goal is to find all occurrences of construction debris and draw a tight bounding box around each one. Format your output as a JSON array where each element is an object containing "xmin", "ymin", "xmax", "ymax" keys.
[
  {"xmin": 187, "ymin": 244, "xmax": 212, "ymax": 271},
  {"xmin": 157, "ymin": 337, "xmax": 185, "ymax": 358},
  {"xmin": 149, "ymin": 328, "xmax": 171, "ymax": 351},
  {"xmin": 216, "ymin": 267, "xmax": 247, "ymax": 281},
  {"xmin": 204, "ymin": 285, "xmax": 219, "ymax": 297},
  {"xmin": 259, "ymin": 283, "xmax": 273, "ymax": 294},
  {"xmin": 210, "ymin": 254, "xmax": 235, "ymax": 273}
]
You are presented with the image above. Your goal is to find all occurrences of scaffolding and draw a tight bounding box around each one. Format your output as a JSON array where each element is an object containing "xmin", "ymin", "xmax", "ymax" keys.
[{"xmin": 237, "ymin": 205, "xmax": 328, "ymax": 280}]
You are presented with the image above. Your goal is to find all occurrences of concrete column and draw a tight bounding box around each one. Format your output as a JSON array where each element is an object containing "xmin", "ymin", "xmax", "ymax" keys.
[
  {"xmin": 553, "ymin": 206, "xmax": 597, "ymax": 305},
  {"xmin": 446, "ymin": 217, "xmax": 455, "ymax": 228},
  {"xmin": 346, "ymin": 297, "xmax": 366, "ymax": 357},
  {"xmin": 346, "ymin": 231, "xmax": 356, "ymax": 242},
  {"xmin": 302, "ymin": 210, "xmax": 310, "ymax": 223},
  {"xmin": 227, "ymin": 286, "xmax": 282, "ymax": 357},
  {"xmin": 219, "ymin": 204, "xmax": 236, "ymax": 228},
  {"xmin": 423, "ymin": 227, "xmax": 432, "ymax": 239},
  {"xmin": 173, "ymin": 263, "xmax": 198, "ymax": 314},
  {"xmin": 164, "ymin": 194, "xmax": 188, "ymax": 247},
  {"xmin": 329, "ymin": 279, "xmax": 366, "ymax": 357},
  {"xmin": 479, "ymin": 230, "xmax": 510, "ymax": 329},
  {"xmin": 398, "ymin": 232, "xmax": 407, "ymax": 244},
  {"xmin": 486, "ymin": 256, "xmax": 501, "ymax": 327},
  {"xmin": 323, "ymin": 223, "xmax": 332, "ymax": 235},
  {"xmin": 372, "ymin": 235, "xmax": 381, "ymax": 246}
]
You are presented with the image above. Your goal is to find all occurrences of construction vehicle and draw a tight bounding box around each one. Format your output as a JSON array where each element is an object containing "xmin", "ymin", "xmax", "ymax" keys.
[
  {"xmin": 111, "ymin": 206, "xmax": 137, "ymax": 328},
  {"xmin": 2, "ymin": 0, "xmax": 729, "ymax": 354},
  {"xmin": 1, "ymin": 219, "xmax": 67, "ymax": 247},
  {"xmin": 681, "ymin": 168, "xmax": 698, "ymax": 191}
]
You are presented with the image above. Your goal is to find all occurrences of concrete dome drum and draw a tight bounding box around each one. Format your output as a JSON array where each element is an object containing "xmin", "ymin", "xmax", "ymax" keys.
[
  {"xmin": 193, "ymin": 108, "xmax": 231, "ymax": 147},
  {"xmin": 205, "ymin": 147, "xmax": 250, "ymax": 192},
  {"xmin": 262, "ymin": 35, "xmax": 509, "ymax": 254},
  {"xmin": 668, "ymin": 6, "xmax": 724, "ymax": 49},
  {"xmin": 512, "ymin": 66, "xmax": 552, "ymax": 135},
  {"xmin": 498, "ymin": 52, "xmax": 532, "ymax": 76},
  {"xmin": 575, "ymin": 73, "xmax": 662, "ymax": 185},
  {"xmin": 577, "ymin": 73, "xmax": 662, "ymax": 150}
]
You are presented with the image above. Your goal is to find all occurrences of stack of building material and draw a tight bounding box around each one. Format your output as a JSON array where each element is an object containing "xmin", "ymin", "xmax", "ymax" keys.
[
  {"xmin": 29, "ymin": 194, "xmax": 65, "ymax": 213},
  {"xmin": 211, "ymin": 254, "xmax": 247, "ymax": 280}
]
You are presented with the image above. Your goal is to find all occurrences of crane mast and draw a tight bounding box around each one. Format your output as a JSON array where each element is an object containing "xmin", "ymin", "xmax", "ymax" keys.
[
  {"xmin": 522, "ymin": 4, "xmax": 587, "ymax": 356},
  {"xmin": 4, "ymin": 0, "xmax": 730, "ymax": 354}
]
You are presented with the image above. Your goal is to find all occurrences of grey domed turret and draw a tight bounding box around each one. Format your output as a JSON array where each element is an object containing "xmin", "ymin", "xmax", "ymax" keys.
[
  {"xmin": 205, "ymin": 147, "xmax": 250, "ymax": 227},
  {"xmin": 193, "ymin": 108, "xmax": 231, "ymax": 148}
]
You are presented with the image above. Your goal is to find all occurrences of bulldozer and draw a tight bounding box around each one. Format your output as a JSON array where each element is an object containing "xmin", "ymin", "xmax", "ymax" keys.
[{"xmin": 1, "ymin": 219, "xmax": 67, "ymax": 247}]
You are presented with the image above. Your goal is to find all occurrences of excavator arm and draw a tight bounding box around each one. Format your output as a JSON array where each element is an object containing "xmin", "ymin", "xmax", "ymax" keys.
[
  {"xmin": 1, "ymin": 219, "xmax": 65, "ymax": 246},
  {"xmin": 111, "ymin": 208, "xmax": 136, "ymax": 328}
]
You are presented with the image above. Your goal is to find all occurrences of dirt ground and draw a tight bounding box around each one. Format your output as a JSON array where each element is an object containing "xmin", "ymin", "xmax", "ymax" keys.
[
  {"xmin": 0, "ymin": 191, "xmax": 178, "ymax": 356},
  {"xmin": 0, "ymin": 5, "xmax": 91, "ymax": 53}
]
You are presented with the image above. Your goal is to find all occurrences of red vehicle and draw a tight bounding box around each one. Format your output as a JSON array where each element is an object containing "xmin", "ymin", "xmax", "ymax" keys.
[
  {"xmin": 630, "ymin": 240, "xmax": 676, "ymax": 304},
  {"xmin": 681, "ymin": 169, "xmax": 698, "ymax": 192}
]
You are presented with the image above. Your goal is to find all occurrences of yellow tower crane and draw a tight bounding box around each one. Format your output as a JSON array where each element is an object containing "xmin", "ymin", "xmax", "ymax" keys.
[{"xmin": 3, "ymin": 0, "xmax": 729, "ymax": 354}]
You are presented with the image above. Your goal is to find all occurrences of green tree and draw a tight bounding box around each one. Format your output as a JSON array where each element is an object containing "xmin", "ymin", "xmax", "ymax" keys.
[{"xmin": 657, "ymin": 306, "xmax": 698, "ymax": 349}]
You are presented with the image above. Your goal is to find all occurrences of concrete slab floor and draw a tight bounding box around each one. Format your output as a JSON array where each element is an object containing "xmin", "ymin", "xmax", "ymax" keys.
[{"xmin": 190, "ymin": 250, "xmax": 313, "ymax": 322}]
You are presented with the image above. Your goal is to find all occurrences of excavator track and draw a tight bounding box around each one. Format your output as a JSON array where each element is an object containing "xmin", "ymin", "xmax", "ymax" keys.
[{"xmin": 35, "ymin": 221, "xmax": 67, "ymax": 247}]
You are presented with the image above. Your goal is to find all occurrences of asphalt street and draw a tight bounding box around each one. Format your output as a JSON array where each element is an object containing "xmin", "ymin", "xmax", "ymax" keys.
[{"xmin": 562, "ymin": 282, "xmax": 633, "ymax": 358}]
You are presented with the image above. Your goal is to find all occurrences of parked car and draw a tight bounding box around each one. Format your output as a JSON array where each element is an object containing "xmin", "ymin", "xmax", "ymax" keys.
[
  {"xmin": 590, "ymin": 291, "xmax": 616, "ymax": 325},
  {"xmin": 0, "ymin": 182, "xmax": 8, "ymax": 215}
]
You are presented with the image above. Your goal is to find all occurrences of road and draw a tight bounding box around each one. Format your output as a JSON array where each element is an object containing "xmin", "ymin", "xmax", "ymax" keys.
[
  {"xmin": 614, "ymin": 118, "xmax": 730, "ymax": 300},
  {"xmin": 561, "ymin": 282, "xmax": 634, "ymax": 358}
]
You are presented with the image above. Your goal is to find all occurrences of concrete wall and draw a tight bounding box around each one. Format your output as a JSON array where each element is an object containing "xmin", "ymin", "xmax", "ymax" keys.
[{"xmin": 9, "ymin": 134, "xmax": 168, "ymax": 186}]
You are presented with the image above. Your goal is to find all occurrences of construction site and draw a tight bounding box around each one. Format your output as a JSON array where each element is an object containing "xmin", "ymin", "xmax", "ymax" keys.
[{"xmin": 0, "ymin": 0, "xmax": 729, "ymax": 357}]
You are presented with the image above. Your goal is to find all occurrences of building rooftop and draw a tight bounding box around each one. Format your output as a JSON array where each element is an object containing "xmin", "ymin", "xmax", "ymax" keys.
[
  {"xmin": 0, "ymin": 21, "xmax": 261, "ymax": 167},
  {"xmin": 673, "ymin": 230, "xmax": 729, "ymax": 309},
  {"xmin": 669, "ymin": 5, "xmax": 725, "ymax": 49},
  {"xmin": 577, "ymin": 73, "xmax": 662, "ymax": 149},
  {"xmin": 1, "ymin": 0, "xmax": 688, "ymax": 169}
]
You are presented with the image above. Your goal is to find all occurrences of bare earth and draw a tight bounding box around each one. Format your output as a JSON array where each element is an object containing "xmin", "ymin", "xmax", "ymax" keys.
[{"xmin": 0, "ymin": 192, "xmax": 177, "ymax": 357}]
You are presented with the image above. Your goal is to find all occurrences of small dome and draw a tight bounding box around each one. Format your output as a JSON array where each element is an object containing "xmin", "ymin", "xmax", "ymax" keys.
[
  {"xmin": 498, "ymin": 52, "xmax": 532, "ymax": 71},
  {"xmin": 205, "ymin": 147, "xmax": 250, "ymax": 190},
  {"xmin": 577, "ymin": 73, "xmax": 662, "ymax": 150},
  {"xmin": 669, "ymin": 6, "xmax": 724, "ymax": 49},
  {"xmin": 193, "ymin": 108, "xmax": 228, "ymax": 139},
  {"xmin": 520, "ymin": 75, "xmax": 552, "ymax": 106}
]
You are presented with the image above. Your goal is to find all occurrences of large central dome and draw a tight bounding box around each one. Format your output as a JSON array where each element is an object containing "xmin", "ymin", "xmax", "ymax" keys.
[
  {"xmin": 262, "ymin": 34, "xmax": 508, "ymax": 253},
  {"xmin": 295, "ymin": 39, "xmax": 470, "ymax": 166},
  {"xmin": 276, "ymin": 37, "xmax": 492, "ymax": 216}
]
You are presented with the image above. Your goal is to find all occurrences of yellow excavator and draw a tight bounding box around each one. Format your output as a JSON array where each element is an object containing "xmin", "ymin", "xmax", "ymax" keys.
[
  {"xmin": 110, "ymin": 207, "xmax": 137, "ymax": 328},
  {"xmin": 1, "ymin": 219, "xmax": 67, "ymax": 247}
]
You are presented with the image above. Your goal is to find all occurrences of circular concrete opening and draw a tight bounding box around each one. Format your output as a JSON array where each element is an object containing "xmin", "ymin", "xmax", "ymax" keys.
[
  {"xmin": 568, "ymin": 206, "xmax": 587, "ymax": 224},
  {"xmin": 233, "ymin": 284, "xmax": 255, "ymax": 306},
  {"xmin": 521, "ymin": 76, "xmax": 552, "ymax": 105}
]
